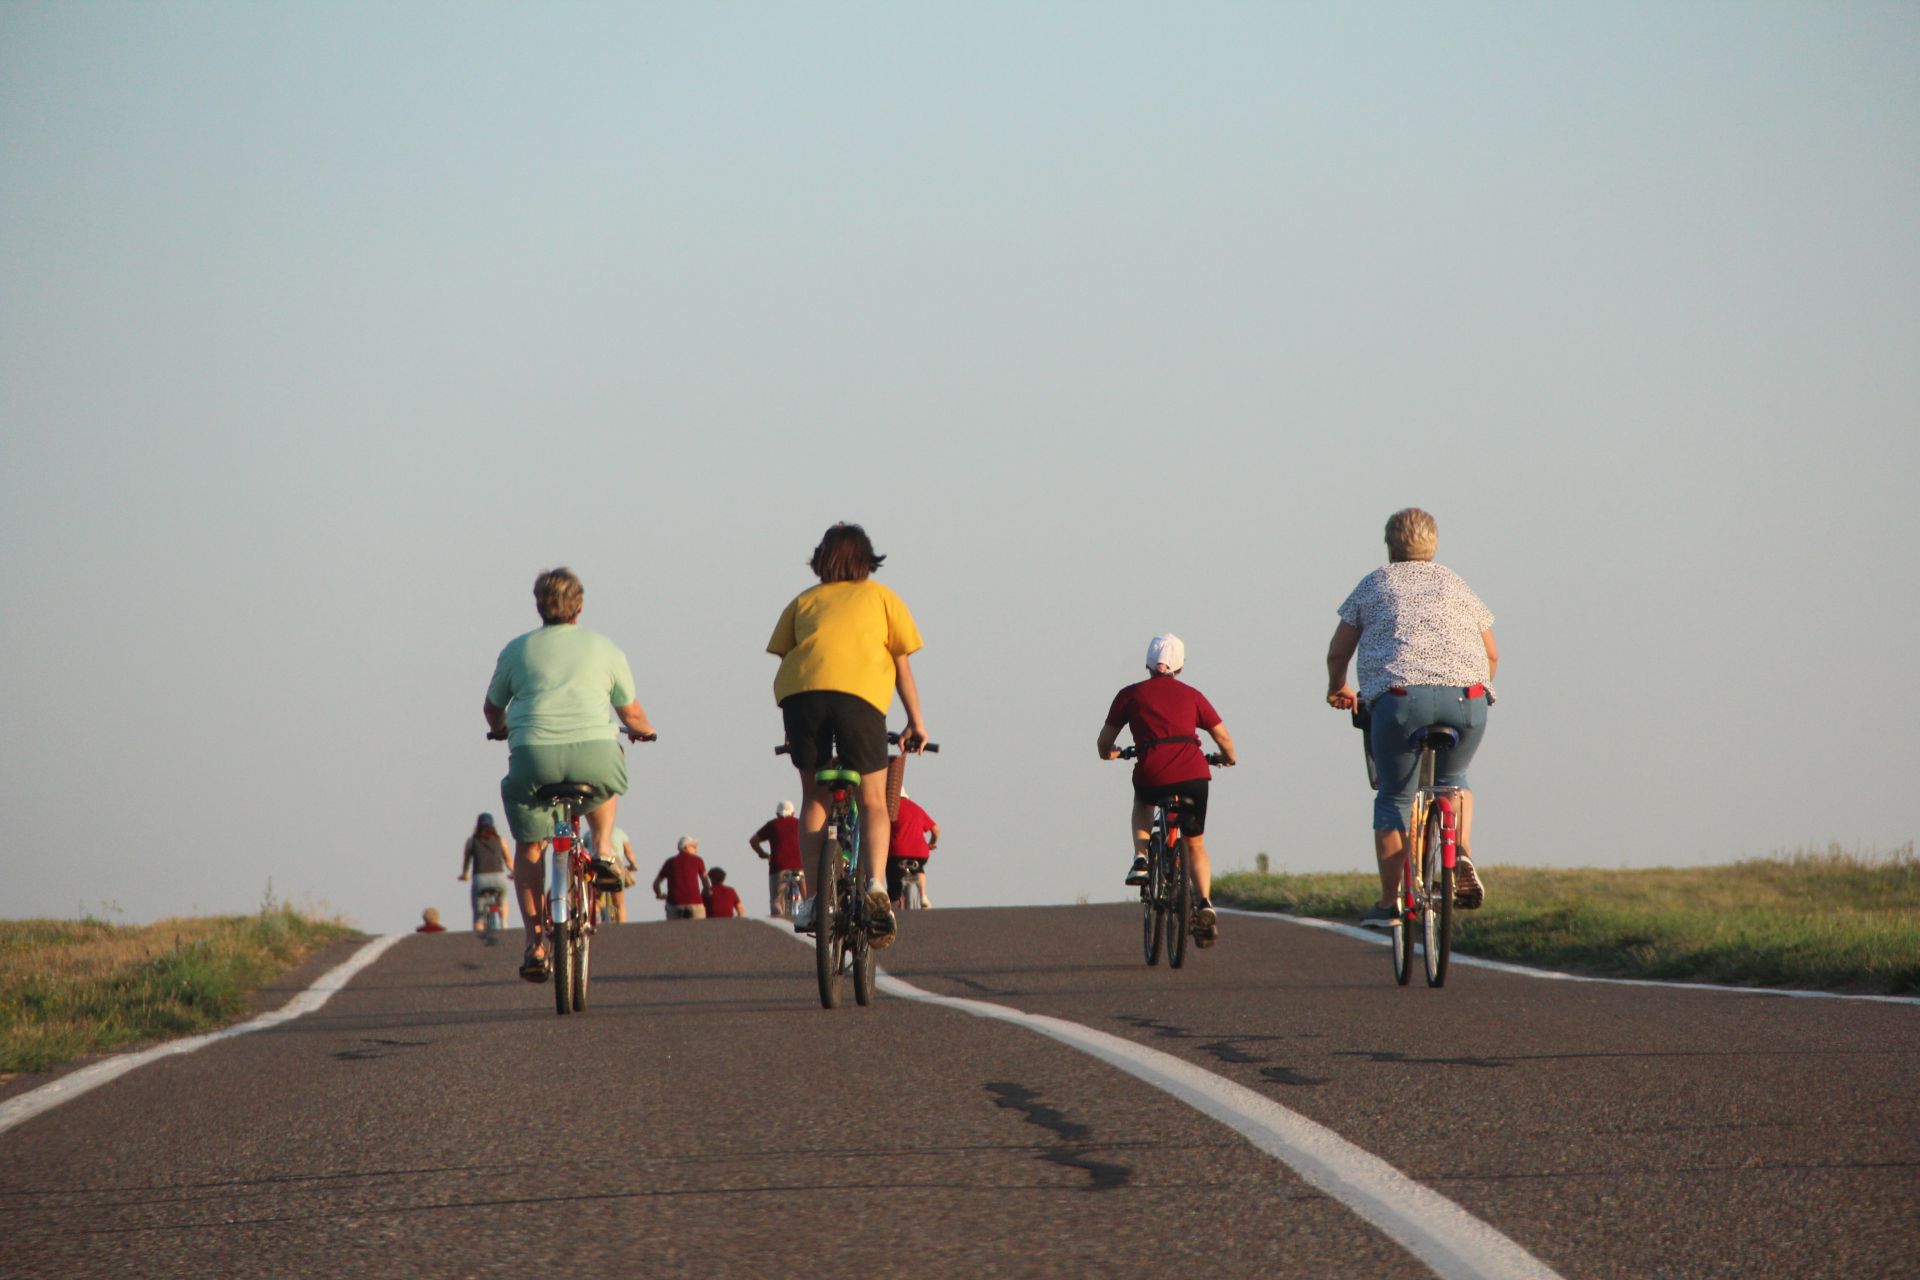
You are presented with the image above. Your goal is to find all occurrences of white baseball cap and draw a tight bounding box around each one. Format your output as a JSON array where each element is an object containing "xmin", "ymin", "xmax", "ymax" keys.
[
  {"xmin": 1146, "ymin": 633, "xmax": 1185, "ymax": 674},
  {"xmin": 777, "ymin": 800, "xmax": 795, "ymax": 817}
]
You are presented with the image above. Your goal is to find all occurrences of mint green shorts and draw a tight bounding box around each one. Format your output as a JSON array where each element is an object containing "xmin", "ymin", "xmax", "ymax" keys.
[{"xmin": 501, "ymin": 740, "xmax": 628, "ymax": 842}]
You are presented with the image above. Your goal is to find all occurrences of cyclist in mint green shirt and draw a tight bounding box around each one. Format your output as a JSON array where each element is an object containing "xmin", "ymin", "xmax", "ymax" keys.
[{"xmin": 485, "ymin": 567, "xmax": 656, "ymax": 981}]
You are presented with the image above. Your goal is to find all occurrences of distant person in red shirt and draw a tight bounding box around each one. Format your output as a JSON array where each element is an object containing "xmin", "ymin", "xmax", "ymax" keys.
[
  {"xmin": 750, "ymin": 800, "xmax": 806, "ymax": 918},
  {"xmin": 886, "ymin": 791, "xmax": 940, "ymax": 909},
  {"xmin": 415, "ymin": 907, "xmax": 447, "ymax": 934},
  {"xmin": 704, "ymin": 867, "xmax": 745, "ymax": 919},
  {"xmin": 651, "ymin": 836, "xmax": 710, "ymax": 920},
  {"xmin": 1098, "ymin": 634, "xmax": 1237, "ymax": 946}
]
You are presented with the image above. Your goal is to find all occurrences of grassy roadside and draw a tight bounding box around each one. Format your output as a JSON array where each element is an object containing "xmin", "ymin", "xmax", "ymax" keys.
[
  {"xmin": 0, "ymin": 903, "xmax": 360, "ymax": 1077},
  {"xmin": 1213, "ymin": 845, "xmax": 1920, "ymax": 995}
]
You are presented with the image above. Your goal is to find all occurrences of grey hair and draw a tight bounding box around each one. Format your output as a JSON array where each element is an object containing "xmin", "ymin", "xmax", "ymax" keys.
[{"xmin": 1384, "ymin": 508, "xmax": 1438, "ymax": 562}]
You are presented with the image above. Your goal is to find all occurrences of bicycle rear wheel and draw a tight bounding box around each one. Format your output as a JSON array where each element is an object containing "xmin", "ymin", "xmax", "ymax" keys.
[
  {"xmin": 1142, "ymin": 831, "xmax": 1166, "ymax": 966},
  {"xmin": 552, "ymin": 918, "xmax": 575, "ymax": 1015},
  {"xmin": 1422, "ymin": 806, "xmax": 1453, "ymax": 988},
  {"xmin": 1168, "ymin": 842, "xmax": 1190, "ymax": 969},
  {"xmin": 1391, "ymin": 858, "xmax": 1415, "ymax": 986},
  {"xmin": 815, "ymin": 850, "xmax": 847, "ymax": 1010}
]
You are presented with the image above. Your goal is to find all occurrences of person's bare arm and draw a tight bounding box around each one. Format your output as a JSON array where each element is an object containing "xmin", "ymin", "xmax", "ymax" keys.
[
  {"xmin": 651, "ymin": 868, "xmax": 668, "ymax": 899},
  {"xmin": 1482, "ymin": 629, "xmax": 1499, "ymax": 682},
  {"xmin": 894, "ymin": 654, "xmax": 928, "ymax": 750},
  {"xmin": 1205, "ymin": 723, "xmax": 1237, "ymax": 767},
  {"xmin": 615, "ymin": 700, "xmax": 656, "ymax": 741},
  {"xmin": 459, "ymin": 840, "xmax": 473, "ymax": 880},
  {"xmin": 484, "ymin": 699, "xmax": 509, "ymax": 738},
  {"xmin": 621, "ymin": 836, "xmax": 637, "ymax": 871},
  {"xmin": 1326, "ymin": 622, "xmax": 1361, "ymax": 710},
  {"xmin": 1097, "ymin": 721, "xmax": 1122, "ymax": 760},
  {"xmin": 926, "ymin": 820, "xmax": 940, "ymax": 851},
  {"xmin": 750, "ymin": 829, "xmax": 770, "ymax": 860}
]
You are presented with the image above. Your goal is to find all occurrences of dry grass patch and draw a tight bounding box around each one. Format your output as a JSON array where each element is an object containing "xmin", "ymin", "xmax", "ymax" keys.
[{"xmin": 1, "ymin": 905, "xmax": 359, "ymax": 1076}]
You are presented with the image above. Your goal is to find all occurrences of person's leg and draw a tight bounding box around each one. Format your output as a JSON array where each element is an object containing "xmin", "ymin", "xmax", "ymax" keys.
[
  {"xmin": 513, "ymin": 841, "xmax": 548, "ymax": 950},
  {"xmin": 859, "ymin": 768, "xmax": 892, "ymax": 887},
  {"xmin": 611, "ymin": 888, "xmax": 626, "ymax": 924},
  {"xmin": 1187, "ymin": 834, "xmax": 1212, "ymax": 900},
  {"xmin": 914, "ymin": 870, "xmax": 930, "ymax": 908},
  {"xmin": 1369, "ymin": 699, "xmax": 1421, "ymax": 911},
  {"xmin": 1373, "ymin": 828, "xmax": 1407, "ymax": 906},
  {"xmin": 585, "ymin": 795, "xmax": 617, "ymax": 869},
  {"xmin": 470, "ymin": 878, "xmax": 484, "ymax": 932}
]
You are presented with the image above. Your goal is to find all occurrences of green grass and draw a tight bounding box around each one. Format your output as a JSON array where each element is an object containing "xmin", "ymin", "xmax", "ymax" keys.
[
  {"xmin": 0, "ymin": 903, "xmax": 360, "ymax": 1076},
  {"xmin": 1214, "ymin": 844, "xmax": 1920, "ymax": 995}
]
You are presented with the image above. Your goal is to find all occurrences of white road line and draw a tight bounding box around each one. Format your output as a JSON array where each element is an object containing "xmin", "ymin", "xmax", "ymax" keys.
[
  {"xmin": 757, "ymin": 919, "xmax": 1564, "ymax": 1280},
  {"xmin": 0, "ymin": 933, "xmax": 405, "ymax": 1138},
  {"xmin": 1218, "ymin": 907, "xmax": 1920, "ymax": 1007}
]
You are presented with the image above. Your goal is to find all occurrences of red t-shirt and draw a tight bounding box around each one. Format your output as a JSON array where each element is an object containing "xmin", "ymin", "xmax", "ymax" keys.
[
  {"xmin": 754, "ymin": 815, "xmax": 803, "ymax": 873},
  {"xmin": 889, "ymin": 797, "xmax": 935, "ymax": 863},
  {"xmin": 1106, "ymin": 676, "xmax": 1221, "ymax": 787},
  {"xmin": 656, "ymin": 851, "xmax": 707, "ymax": 906},
  {"xmin": 705, "ymin": 884, "xmax": 744, "ymax": 918}
]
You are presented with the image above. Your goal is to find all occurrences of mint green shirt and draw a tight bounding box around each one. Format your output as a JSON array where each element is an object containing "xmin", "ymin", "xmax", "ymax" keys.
[{"xmin": 486, "ymin": 624, "xmax": 637, "ymax": 748}]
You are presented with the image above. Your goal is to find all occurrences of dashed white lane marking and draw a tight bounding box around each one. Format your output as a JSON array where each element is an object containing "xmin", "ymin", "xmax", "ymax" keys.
[
  {"xmin": 0, "ymin": 933, "xmax": 405, "ymax": 1138},
  {"xmin": 1219, "ymin": 908, "xmax": 1920, "ymax": 1007},
  {"xmin": 758, "ymin": 919, "xmax": 1564, "ymax": 1280}
]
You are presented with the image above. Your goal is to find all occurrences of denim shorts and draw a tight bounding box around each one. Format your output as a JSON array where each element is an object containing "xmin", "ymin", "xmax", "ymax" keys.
[{"xmin": 1369, "ymin": 685, "xmax": 1488, "ymax": 832}]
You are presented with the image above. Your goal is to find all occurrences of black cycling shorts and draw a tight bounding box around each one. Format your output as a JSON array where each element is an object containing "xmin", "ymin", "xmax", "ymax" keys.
[
  {"xmin": 885, "ymin": 857, "xmax": 925, "ymax": 902},
  {"xmin": 780, "ymin": 690, "xmax": 889, "ymax": 775},
  {"xmin": 1133, "ymin": 779, "xmax": 1210, "ymax": 834}
]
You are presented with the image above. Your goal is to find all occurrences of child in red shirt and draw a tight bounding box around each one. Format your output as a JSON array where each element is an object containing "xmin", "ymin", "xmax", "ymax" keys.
[
  {"xmin": 1097, "ymin": 634, "xmax": 1237, "ymax": 945},
  {"xmin": 704, "ymin": 867, "xmax": 745, "ymax": 919}
]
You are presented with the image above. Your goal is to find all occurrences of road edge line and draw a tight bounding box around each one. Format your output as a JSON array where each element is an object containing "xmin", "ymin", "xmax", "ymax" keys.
[
  {"xmin": 0, "ymin": 932, "xmax": 406, "ymax": 1138},
  {"xmin": 1216, "ymin": 908, "xmax": 1920, "ymax": 1007}
]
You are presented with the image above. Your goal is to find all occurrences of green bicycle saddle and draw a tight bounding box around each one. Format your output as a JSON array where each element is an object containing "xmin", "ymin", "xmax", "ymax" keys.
[{"xmin": 813, "ymin": 767, "xmax": 862, "ymax": 786}]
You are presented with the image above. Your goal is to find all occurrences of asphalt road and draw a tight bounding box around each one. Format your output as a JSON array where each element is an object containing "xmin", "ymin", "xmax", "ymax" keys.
[{"xmin": 2, "ymin": 906, "xmax": 1915, "ymax": 1279}]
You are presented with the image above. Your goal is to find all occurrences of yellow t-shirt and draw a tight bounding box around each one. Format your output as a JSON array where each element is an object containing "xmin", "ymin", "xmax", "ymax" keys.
[{"xmin": 768, "ymin": 580, "xmax": 923, "ymax": 714}]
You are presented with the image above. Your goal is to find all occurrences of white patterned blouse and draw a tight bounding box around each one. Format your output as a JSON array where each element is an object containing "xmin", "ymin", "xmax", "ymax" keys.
[{"xmin": 1337, "ymin": 562, "xmax": 1494, "ymax": 702}]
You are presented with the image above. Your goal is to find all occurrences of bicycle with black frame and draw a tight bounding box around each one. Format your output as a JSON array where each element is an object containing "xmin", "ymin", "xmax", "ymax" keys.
[
  {"xmin": 1117, "ymin": 745, "xmax": 1228, "ymax": 968},
  {"xmin": 775, "ymin": 730, "xmax": 939, "ymax": 1009}
]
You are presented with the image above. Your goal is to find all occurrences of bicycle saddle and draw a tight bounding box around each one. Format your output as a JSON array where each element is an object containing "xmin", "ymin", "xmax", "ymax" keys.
[
  {"xmin": 535, "ymin": 782, "xmax": 599, "ymax": 803},
  {"xmin": 1418, "ymin": 726, "xmax": 1461, "ymax": 750}
]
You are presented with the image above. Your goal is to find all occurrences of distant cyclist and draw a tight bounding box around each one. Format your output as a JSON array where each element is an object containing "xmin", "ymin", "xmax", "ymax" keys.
[
  {"xmin": 458, "ymin": 813, "xmax": 514, "ymax": 934},
  {"xmin": 653, "ymin": 836, "xmax": 711, "ymax": 920},
  {"xmin": 594, "ymin": 826, "xmax": 640, "ymax": 923},
  {"xmin": 749, "ymin": 800, "xmax": 805, "ymax": 918},
  {"xmin": 886, "ymin": 790, "xmax": 940, "ymax": 909},
  {"xmin": 1325, "ymin": 507, "xmax": 1497, "ymax": 928},
  {"xmin": 1098, "ymin": 634, "xmax": 1237, "ymax": 946},
  {"xmin": 485, "ymin": 567, "xmax": 657, "ymax": 981},
  {"xmin": 767, "ymin": 522, "xmax": 928, "ymax": 948}
]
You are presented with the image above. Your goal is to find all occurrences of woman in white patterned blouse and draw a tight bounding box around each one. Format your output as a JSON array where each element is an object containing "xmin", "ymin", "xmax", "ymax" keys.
[{"xmin": 1325, "ymin": 508, "xmax": 1499, "ymax": 927}]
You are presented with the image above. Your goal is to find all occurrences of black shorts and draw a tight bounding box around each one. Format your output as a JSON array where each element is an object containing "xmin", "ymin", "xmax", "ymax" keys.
[
  {"xmin": 885, "ymin": 857, "xmax": 925, "ymax": 901},
  {"xmin": 1133, "ymin": 779, "xmax": 1210, "ymax": 834},
  {"xmin": 780, "ymin": 690, "xmax": 889, "ymax": 775}
]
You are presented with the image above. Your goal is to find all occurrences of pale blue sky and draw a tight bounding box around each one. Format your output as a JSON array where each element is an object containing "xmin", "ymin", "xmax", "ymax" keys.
[{"xmin": 3, "ymin": 3, "xmax": 1915, "ymax": 933}]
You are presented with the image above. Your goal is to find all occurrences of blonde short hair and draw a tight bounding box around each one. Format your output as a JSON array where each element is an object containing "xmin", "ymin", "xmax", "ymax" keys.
[
  {"xmin": 1384, "ymin": 508, "xmax": 1437, "ymax": 562},
  {"xmin": 533, "ymin": 567, "xmax": 584, "ymax": 624}
]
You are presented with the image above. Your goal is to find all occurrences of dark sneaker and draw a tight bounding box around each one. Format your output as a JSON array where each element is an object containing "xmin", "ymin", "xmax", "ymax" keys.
[
  {"xmin": 1124, "ymin": 855, "xmax": 1150, "ymax": 887},
  {"xmin": 1454, "ymin": 855, "xmax": 1486, "ymax": 910},
  {"xmin": 865, "ymin": 886, "xmax": 898, "ymax": 950},
  {"xmin": 1193, "ymin": 900, "xmax": 1219, "ymax": 948},
  {"xmin": 519, "ymin": 943, "xmax": 552, "ymax": 983},
  {"xmin": 1358, "ymin": 902, "xmax": 1401, "ymax": 930}
]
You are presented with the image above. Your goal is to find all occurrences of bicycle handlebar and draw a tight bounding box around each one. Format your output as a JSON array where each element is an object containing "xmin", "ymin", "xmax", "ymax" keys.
[
  {"xmin": 774, "ymin": 731, "xmax": 941, "ymax": 757},
  {"xmin": 486, "ymin": 729, "xmax": 656, "ymax": 742},
  {"xmin": 1115, "ymin": 746, "xmax": 1229, "ymax": 766}
]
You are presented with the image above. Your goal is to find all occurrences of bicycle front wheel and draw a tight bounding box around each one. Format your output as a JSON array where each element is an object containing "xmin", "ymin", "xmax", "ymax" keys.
[
  {"xmin": 852, "ymin": 929, "xmax": 876, "ymax": 1006},
  {"xmin": 1143, "ymin": 832, "xmax": 1166, "ymax": 966},
  {"xmin": 815, "ymin": 853, "xmax": 847, "ymax": 1010},
  {"xmin": 1168, "ymin": 844, "xmax": 1190, "ymax": 970},
  {"xmin": 1422, "ymin": 806, "xmax": 1453, "ymax": 988}
]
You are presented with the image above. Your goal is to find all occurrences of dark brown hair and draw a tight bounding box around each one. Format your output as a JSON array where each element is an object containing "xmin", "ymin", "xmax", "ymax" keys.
[
  {"xmin": 533, "ymin": 567, "xmax": 584, "ymax": 624},
  {"xmin": 810, "ymin": 523, "xmax": 885, "ymax": 583}
]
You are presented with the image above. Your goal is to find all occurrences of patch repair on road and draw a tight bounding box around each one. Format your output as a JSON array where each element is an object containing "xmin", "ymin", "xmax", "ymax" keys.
[{"xmin": 985, "ymin": 1082, "xmax": 1132, "ymax": 1191}]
